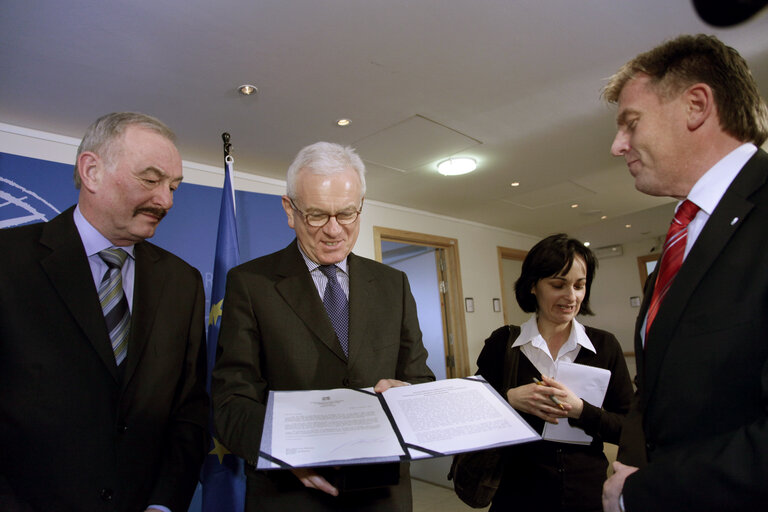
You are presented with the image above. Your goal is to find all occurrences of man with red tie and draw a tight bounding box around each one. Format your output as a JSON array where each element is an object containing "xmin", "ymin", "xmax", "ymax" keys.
[{"xmin": 601, "ymin": 34, "xmax": 768, "ymax": 512}]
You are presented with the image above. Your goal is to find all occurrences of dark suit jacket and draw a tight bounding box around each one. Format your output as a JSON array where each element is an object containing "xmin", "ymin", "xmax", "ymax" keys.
[
  {"xmin": 0, "ymin": 207, "xmax": 208, "ymax": 512},
  {"xmin": 618, "ymin": 149, "xmax": 768, "ymax": 511},
  {"xmin": 211, "ymin": 240, "xmax": 435, "ymax": 511}
]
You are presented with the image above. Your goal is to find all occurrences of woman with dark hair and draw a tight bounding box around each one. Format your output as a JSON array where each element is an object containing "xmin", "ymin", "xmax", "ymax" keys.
[{"xmin": 477, "ymin": 234, "xmax": 633, "ymax": 512}]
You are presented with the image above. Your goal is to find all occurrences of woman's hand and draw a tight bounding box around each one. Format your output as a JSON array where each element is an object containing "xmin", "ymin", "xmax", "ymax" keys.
[
  {"xmin": 541, "ymin": 374, "xmax": 584, "ymax": 419},
  {"xmin": 506, "ymin": 379, "xmax": 571, "ymax": 424}
]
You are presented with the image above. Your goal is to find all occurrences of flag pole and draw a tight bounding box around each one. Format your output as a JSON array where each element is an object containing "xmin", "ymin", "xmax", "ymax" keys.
[
  {"xmin": 222, "ymin": 132, "xmax": 232, "ymax": 160},
  {"xmin": 200, "ymin": 132, "xmax": 245, "ymax": 512}
]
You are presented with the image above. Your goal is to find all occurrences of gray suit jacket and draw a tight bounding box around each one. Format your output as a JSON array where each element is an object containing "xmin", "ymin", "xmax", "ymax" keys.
[
  {"xmin": 619, "ymin": 149, "xmax": 768, "ymax": 511},
  {"xmin": 0, "ymin": 207, "xmax": 208, "ymax": 512},
  {"xmin": 212, "ymin": 240, "xmax": 435, "ymax": 511}
]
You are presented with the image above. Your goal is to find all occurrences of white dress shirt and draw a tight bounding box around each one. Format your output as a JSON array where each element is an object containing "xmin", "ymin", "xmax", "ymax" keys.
[{"xmin": 512, "ymin": 315, "xmax": 596, "ymax": 378}]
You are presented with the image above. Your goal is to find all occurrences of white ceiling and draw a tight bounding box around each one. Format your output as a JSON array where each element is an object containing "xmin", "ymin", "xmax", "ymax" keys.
[{"xmin": 2, "ymin": 0, "xmax": 767, "ymax": 249}]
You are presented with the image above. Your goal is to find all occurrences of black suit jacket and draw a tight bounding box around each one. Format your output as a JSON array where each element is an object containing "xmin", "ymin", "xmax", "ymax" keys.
[
  {"xmin": 212, "ymin": 240, "xmax": 435, "ymax": 511},
  {"xmin": 619, "ymin": 149, "xmax": 768, "ymax": 511},
  {"xmin": 0, "ymin": 207, "xmax": 208, "ymax": 512}
]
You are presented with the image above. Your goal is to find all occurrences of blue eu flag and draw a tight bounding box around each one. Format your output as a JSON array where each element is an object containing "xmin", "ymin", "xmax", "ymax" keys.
[{"xmin": 200, "ymin": 155, "xmax": 245, "ymax": 512}]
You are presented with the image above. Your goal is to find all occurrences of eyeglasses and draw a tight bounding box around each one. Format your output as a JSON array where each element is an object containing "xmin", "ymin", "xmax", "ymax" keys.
[{"xmin": 289, "ymin": 197, "xmax": 363, "ymax": 227}]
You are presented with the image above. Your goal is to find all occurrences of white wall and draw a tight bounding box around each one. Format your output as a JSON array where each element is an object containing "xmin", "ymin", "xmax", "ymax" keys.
[
  {"xmin": 0, "ymin": 122, "xmax": 540, "ymax": 373},
  {"xmin": 586, "ymin": 238, "xmax": 662, "ymax": 355}
]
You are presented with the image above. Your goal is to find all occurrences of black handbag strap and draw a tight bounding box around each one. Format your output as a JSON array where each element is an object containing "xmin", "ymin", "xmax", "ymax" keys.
[{"xmin": 501, "ymin": 325, "xmax": 522, "ymax": 393}]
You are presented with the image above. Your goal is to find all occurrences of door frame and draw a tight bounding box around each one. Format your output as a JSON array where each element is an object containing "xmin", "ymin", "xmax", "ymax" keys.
[
  {"xmin": 497, "ymin": 246, "xmax": 528, "ymax": 325},
  {"xmin": 374, "ymin": 226, "xmax": 470, "ymax": 377}
]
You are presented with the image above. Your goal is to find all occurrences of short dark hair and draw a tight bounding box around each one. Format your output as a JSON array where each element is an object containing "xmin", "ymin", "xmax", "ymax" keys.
[
  {"xmin": 602, "ymin": 34, "xmax": 768, "ymax": 146},
  {"xmin": 514, "ymin": 234, "xmax": 598, "ymax": 315}
]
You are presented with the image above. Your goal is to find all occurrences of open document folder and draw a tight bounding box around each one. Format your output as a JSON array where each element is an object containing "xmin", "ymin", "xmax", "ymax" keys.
[{"xmin": 257, "ymin": 376, "xmax": 540, "ymax": 469}]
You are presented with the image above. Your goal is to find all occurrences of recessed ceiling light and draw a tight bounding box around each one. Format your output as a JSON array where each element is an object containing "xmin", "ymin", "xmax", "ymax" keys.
[
  {"xmin": 336, "ymin": 118, "xmax": 351, "ymax": 127},
  {"xmin": 571, "ymin": 204, "xmax": 579, "ymax": 208},
  {"xmin": 584, "ymin": 242, "xmax": 591, "ymax": 247},
  {"xmin": 510, "ymin": 182, "xmax": 520, "ymax": 187},
  {"xmin": 625, "ymin": 224, "xmax": 632, "ymax": 228},
  {"xmin": 601, "ymin": 215, "xmax": 608, "ymax": 220},
  {"xmin": 238, "ymin": 84, "xmax": 258, "ymax": 96},
  {"xmin": 437, "ymin": 157, "xmax": 477, "ymax": 176}
]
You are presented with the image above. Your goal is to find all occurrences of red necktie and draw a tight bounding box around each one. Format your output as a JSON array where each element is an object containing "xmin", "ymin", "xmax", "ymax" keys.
[{"xmin": 645, "ymin": 200, "xmax": 700, "ymax": 337}]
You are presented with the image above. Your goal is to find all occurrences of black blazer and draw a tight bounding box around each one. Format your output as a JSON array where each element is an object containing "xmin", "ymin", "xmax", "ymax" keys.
[
  {"xmin": 212, "ymin": 240, "xmax": 435, "ymax": 511},
  {"xmin": 478, "ymin": 323, "xmax": 632, "ymax": 511},
  {"xmin": 0, "ymin": 207, "xmax": 209, "ymax": 512},
  {"xmin": 619, "ymin": 149, "xmax": 768, "ymax": 511}
]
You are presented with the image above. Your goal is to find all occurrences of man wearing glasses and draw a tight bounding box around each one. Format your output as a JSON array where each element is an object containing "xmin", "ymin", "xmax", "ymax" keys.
[{"xmin": 211, "ymin": 142, "xmax": 435, "ymax": 512}]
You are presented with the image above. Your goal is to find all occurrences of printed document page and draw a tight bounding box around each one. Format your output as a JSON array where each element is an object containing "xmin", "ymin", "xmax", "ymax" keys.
[
  {"xmin": 382, "ymin": 377, "xmax": 539, "ymax": 458},
  {"xmin": 260, "ymin": 388, "xmax": 405, "ymax": 469}
]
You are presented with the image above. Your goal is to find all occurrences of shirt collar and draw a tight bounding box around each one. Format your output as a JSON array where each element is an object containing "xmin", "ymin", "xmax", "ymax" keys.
[
  {"xmin": 686, "ymin": 143, "xmax": 757, "ymax": 216},
  {"xmin": 512, "ymin": 315, "xmax": 596, "ymax": 354},
  {"xmin": 296, "ymin": 241, "xmax": 348, "ymax": 274},
  {"xmin": 74, "ymin": 205, "xmax": 135, "ymax": 259}
]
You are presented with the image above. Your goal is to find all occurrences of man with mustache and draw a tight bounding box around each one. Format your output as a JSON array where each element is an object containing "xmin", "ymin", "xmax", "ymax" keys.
[
  {"xmin": 601, "ymin": 35, "xmax": 768, "ymax": 512},
  {"xmin": 0, "ymin": 112, "xmax": 209, "ymax": 512}
]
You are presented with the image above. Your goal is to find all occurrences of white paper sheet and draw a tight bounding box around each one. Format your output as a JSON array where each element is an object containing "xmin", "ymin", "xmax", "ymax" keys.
[
  {"xmin": 382, "ymin": 377, "xmax": 540, "ymax": 457},
  {"xmin": 542, "ymin": 361, "xmax": 611, "ymax": 445}
]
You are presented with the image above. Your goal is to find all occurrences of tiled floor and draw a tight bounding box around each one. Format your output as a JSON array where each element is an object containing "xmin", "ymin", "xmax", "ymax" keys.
[{"xmin": 411, "ymin": 478, "xmax": 489, "ymax": 512}]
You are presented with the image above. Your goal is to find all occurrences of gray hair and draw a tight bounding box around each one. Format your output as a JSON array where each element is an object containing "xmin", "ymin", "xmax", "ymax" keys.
[
  {"xmin": 285, "ymin": 142, "xmax": 366, "ymax": 201},
  {"xmin": 73, "ymin": 112, "xmax": 176, "ymax": 188}
]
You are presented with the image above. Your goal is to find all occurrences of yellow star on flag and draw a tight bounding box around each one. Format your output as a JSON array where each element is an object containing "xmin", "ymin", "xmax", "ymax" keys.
[
  {"xmin": 209, "ymin": 436, "xmax": 232, "ymax": 464},
  {"xmin": 208, "ymin": 299, "xmax": 223, "ymax": 327}
]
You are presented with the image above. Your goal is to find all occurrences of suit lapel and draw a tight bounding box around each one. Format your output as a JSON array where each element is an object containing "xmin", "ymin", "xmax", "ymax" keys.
[
  {"xmin": 347, "ymin": 253, "xmax": 376, "ymax": 367},
  {"xmin": 644, "ymin": 150, "xmax": 767, "ymax": 399},
  {"xmin": 274, "ymin": 242, "xmax": 347, "ymax": 362},
  {"xmin": 633, "ymin": 270, "xmax": 656, "ymax": 385},
  {"xmin": 39, "ymin": 208, "xmax": 120, "ymax": 381},
  {"xmin": 122, "ymin": 241, "xmax": 163, "ymax": 388}
]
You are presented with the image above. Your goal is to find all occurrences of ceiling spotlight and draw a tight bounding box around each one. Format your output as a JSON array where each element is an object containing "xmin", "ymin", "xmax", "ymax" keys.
[
  {"xmin": 336, "ymin": 118, "xmax": 351, "ymax": 127},
  {"xmin": 571, "ymin": 204, "xmax": 579, "ymax": 208},
  {"xmin": 584, "ymin": 242, "xmax": 591, "ymax": 247},
  {"xmin": 625, "ymin": 224, "xmax": 632, "ymax": 228},
  {"xmin": 601, "ymin": 215, "xmax": 608, "ymax": 220},
  {"xmin": 510, "ymin": 182, "xmax": 520, "ymax": 187},
  {"xmin": 437, "ymin": 157, "xmax": 477, "ymax": 176},
  {"xmin": 238, "ymin": 84, "xmax": 258, "ymax": 96}
]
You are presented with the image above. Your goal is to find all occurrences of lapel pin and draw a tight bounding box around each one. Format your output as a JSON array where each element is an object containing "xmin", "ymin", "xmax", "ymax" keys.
[{"xmin": 730, "ymin": 217, "xmax": 739, "ymax": 226}]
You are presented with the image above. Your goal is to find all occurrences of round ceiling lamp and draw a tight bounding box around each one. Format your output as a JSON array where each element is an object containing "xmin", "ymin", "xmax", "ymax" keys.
[
  {"xmin": 437, "ymin": 157, "xmax": 477, "ymax": 176},
  {"xmin": 238, "ymin": 84, "xmax": 258, "ymax": 96}
]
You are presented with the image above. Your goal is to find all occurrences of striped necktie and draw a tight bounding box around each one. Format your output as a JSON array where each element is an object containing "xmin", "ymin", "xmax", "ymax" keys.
[
  {"xmin": 319, "ymin": 264, "xmax": 349, "ymax": 357},
  {"xmin": 98, "ymin": 248, "xmax": 131, "ymax": 366},
  {"xmin": 645, "ymin": 200, "xmax": 699, "ymax": 337}
]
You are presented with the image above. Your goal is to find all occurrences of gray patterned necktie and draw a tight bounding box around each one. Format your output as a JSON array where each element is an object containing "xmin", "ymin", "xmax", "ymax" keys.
[
  {"xmin": 98, "ymin": 248, "xmax": 131, "ymax": 366},
  {"xmin": 319, "ymin": 264, "xmax": 349, "ymax": 357}
]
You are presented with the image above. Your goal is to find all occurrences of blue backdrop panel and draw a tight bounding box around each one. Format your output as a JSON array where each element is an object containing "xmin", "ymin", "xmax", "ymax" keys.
[{"xmin": 0, "ymin": 151, "xmax": 295, "ymax": 312}]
